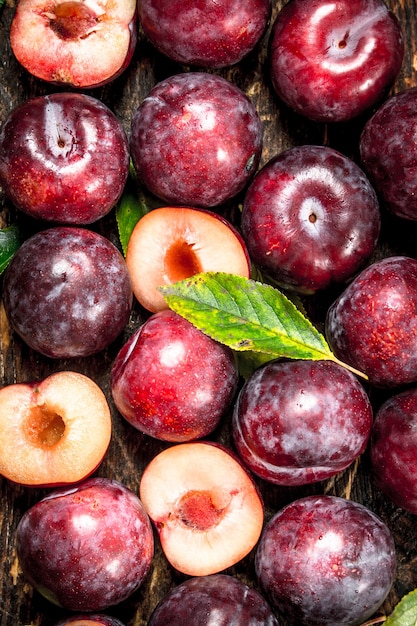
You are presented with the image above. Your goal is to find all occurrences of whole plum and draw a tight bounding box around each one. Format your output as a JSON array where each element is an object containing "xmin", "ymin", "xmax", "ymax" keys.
[
  {"xmin": 130, "ymin": 72, "xmax": 263, "ymax": 208},
  {"xmin": 148, "ymin": 574, "xmax": 279, "ymax": 625},
  {"xmin": 360, "ymin": 86, "xmax": 417, "ymax": 220},
  {"xmin": 138, "ymin": 0, "xmax": 271, "ymax": 68},
  {"xmin": 325, "ymin": 255, "xmax": 417, "ymax": 387},
  {"xmin": 0, "ymin": 92, "xmax": 129, "ymax": 224},
  {"xmin": 241, "ymin": 145, "xmax": 381, "ymax": 293},
  {"xmin": 232, "ymin": 359, "xmax": 372, "ymax": 486},
  {"xmin": 269, "ymin": 0, "xmax": 404, "ymax": 123},
  {"xmin": 2, "ymin": 226, "xmax": 132, "ymax": 358},
  {"xmin": 111, "ymin": 309, "xmax": 239, "ymax": 441},
  {"xmin": 16, "ymin": 477, "xmax": 154, "ymax": 612},
  {"xmin": 255, "ymin": 495, "xmax": 396, "ymax": 625},
  {"xmin": 370, "ymin": 386, "xmax": 417, "ymax": 514}
]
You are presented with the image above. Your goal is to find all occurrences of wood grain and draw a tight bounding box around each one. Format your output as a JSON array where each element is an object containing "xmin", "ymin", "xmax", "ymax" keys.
[{"xmin": 1, "ymin": 1, "xmax": 417, "ymax": 625}]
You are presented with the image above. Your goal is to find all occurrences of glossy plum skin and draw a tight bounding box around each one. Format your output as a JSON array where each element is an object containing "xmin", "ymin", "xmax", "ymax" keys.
[
  {"xmin": 360, "ymin": 87, "xmax": 417, "ymax": 220},
  {"xmin": 111, "ymin": 309, "xmax": 239, "ymax": 441},
  {"xmin": 148, "ymin": 574, "xmax": 279, "ymax": 625},
  {"xmin": 130, "ymin": 72, "xmax": 263, "ymax": 208},
  {"xmin": 255, "ymin": 495, "xmax": 396, "ymax": 626},
  {"xmin": 325, "ymin": 256, "xmax": 417, "ymax": 388},
  {"xmin": 241, "ymin": 145, "xmax": 380, "ymax": 293},
  {"xmin": 138, "ymin": 0, "xmax": 271, "ymax": 68},
  {"xmin": 0, "ymin": 92, "xmax": 129, "ymax": 224},
  {"xmin": 232, "ymin": 359, "xmax": 372, "ymax": 486},
  {"xmin": 269, "ymin": 0, "xmax": 404, "ymax": 123},
  {"xmin": 2, "ymin": 227, "xmax": 132, "ymax": 358},
  {"xmin": 55, "ymin": 616, "xmax": 126, "ymax": 626},
  {"xmin": 370, "ymin": 387, "xmax": 417, "ymax": 514},
  {"xmin": 16, "ymin": 478, "xmax": 154, "ymax": 612}
]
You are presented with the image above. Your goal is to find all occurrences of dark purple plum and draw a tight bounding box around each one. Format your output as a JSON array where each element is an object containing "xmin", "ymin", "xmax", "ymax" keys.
[
  {"xmin": 138, "ymin": 0, "xmax": 271, "ymax": 68},
  {"xmin": 130, "ymin": 72, "xmax": 263, "ymax": 208},
  {"xmin": 360, "ymin": 86, "xmax": 417, "ymax": 220},
  {"xmin": 16, "ymin": 477, "xmax": 154, "ymax": 612},
  {"xmin": 269, "ymin": 0, "xmax": 404, "ymax": 123},
  {"xmin": 148, "ymin": 574, "xmax": 279, "ymax": 625},
  {"xmin": 55, "ymin": 616, "xmax": 126, "ymax": 626},
  {"xmin": 232, "ymin": 359, "xmax": 372, "ymax": 486},
  {"xmin": 325, "ymin": 256, "xmax": 417, "ymax": 388},
  {"xmin": 241, "ymin": 145, "xmax": 380, "ymax": 293},
  {"xmin": 2, "ymin": 226, "xmax": 132, "ymax": 358},
  {"xmin": 111, "ymin": 309, "xmax": 239, "ymax": 442},
  {"xmin": 0, "ymin": 92, "xmax": 129, "ymax": 224},
  {"xmin": 255, "ymin": 495, "xmax": 396, "ymax": 626},
  {"xmin": 370, "ymin": 386, "xmax": 417, "ymax": 514}
]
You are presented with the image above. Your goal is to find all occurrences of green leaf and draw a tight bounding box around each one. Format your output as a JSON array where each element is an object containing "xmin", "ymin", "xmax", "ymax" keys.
[
  {"xmin": 0, "ymin": 0, "xmax": 5, "ymax": 10},
  {"xmin": 0, "ymin": 223, "xmax": 21, "ymax": 274},
  {"xmin": 385, "ymin": 589, "xmax": 417, "ymax": 626},
  {"xmin": 159, "ymin": 272, "xmax": 367, "ymax": 378},
  {"xmin": 116, "ymin": 191, "xmax": 149, "ymax": 256}
]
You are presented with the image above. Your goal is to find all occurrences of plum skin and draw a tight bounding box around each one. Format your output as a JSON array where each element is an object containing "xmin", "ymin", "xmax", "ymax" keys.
[
  {"xmin": 241, "ymin": 145, "xmax": 381, "ymax": 293},
  {"xmin": 371, "ymin": 386, "xmax": 417, "ymax": 514},
  {"xmin": 111, "ymin": 309, "xmax": 239, "ymax": 441},
  {"xmin": 148, "ymin": 574, "xmax": 279, "ymax": 625},
  {"xmin": 130, "ymin": 72, "xmax": 263, "ymax": 208},
  {"xmin": 232, "ymin": 359, "xmax": 373, "ymax": 486},
  {"xmin": 16, "ymin": 477, "xmax": 154, "ymax": 613},
  {"xmin": 54, "ymin": 616, "xmax": 126, "ymax": 626},
  {"xmin": 360, "ymin": 86, "xmax": 417, "ymax": 221},
  {"xmin": 255, "ymin": 495, "xmax": 396, "ymax": 626},
  {"xmin": 269, "ymin": 0, "xmax": 404, "ymax": 123},
  {"xmin": 0, "ymin": 92, "xmax": 130, "ymax": 224},
  {"xmin": 2, "ymin": 226, "xmax": 133, "ymax": 359},
  {"xmin": 325, "ymin": 256, "xmax": 417, "ymax": 388},
  {"xmin": 138, "ymin": 0, "xmax": 271, "ymax": 68}
]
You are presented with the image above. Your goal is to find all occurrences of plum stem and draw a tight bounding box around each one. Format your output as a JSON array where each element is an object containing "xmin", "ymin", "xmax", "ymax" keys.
[{"xmin": 330, "ymin": 355, "xmax": 368, "ymax": 381}]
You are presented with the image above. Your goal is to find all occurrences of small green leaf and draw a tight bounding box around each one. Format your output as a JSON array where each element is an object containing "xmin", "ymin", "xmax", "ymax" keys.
[
  {"xmin": 385, "ymin": 589, "xmax": 417, "ymax": 626},
  {"xmin": 116, "ymin": 191, "xmax": 149, "ymax": 256},
  {"xmin": 0, "ymin": 0, "xmax": 5, "ymax": 10},
  {"xmin": 159, "ymin": 272, "xmax": 367, "ymax": 378},
  {"xmin": 0, "ymin": 223, "xmax": 21, "ymax": 274}
]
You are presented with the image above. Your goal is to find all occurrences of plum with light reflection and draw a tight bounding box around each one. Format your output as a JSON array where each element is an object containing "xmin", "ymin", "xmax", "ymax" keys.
[
  {"xmin": 0, "ymin": 92, "xmax": 129, "ymax": 224},
  {"xmin": 111, "ymin": 309, "xmax": 239, "ymax": 441},
  {"xmin": 269, "ymin": 0, "xmax": 404, "ymax": 122},
  {"xmin": 16, "ymin": 477, "xmax": 154, "ymax": 612},
  {"xmin": 255, "ymin": 495, "xmax": 396, "ymax": 625}
]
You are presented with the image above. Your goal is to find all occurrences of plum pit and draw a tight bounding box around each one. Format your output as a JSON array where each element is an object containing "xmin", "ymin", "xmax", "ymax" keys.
[
  {"xmin": 47, "ymin": 1, "xmax": 100, "ymax": 40},
  {"xmin": 177, "ymin": 489, "xmax": 227, "ymax": 531},
  {"xmin": 164, "ymin": 240, "xmax": 203, "ymax": 284},
  {"xmin": 26, "ymin": 405, "xmax": 65, "ymax": 447}
]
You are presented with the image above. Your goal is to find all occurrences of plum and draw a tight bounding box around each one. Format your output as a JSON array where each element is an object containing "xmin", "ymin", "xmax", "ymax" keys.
[
  {"xmin": 148, "ymin": 574, "xmax": 279, "ymax": 625},
  {"xmin": 232, "ymin": 359, "xmax": 373, "ymax": 486},
  {"xmin": 125, "ymin": 206, "xmax": 251, "ymax": 312},
  {"xmin": 16, "ymin": 477, "xmax": 154, "ymax": 612},
  {"xmin": 255, "ymin": 495, "xmax": 396, "ymax": 625},
  {"xmin": 269, "ymin": 0, "xmax": 404, "ymax": 123},
  {"xmin": 111, "ymin": 309, "xmax": 239, "ymax": 442},
  {"xmin": 370, "ymin": 386, "xmax": 417, "ymax": 514},
  {"xmin": 0, "ymin": 371, "xmax": 111, "ymax": 487},
  {"xmin": 2, "ymin": 226, "xmax": 132, "ymax": 358},
  {"xmin": 130, "ymin": 72, "xmax": 263, "ymax": 208},
  {"xmin": 55, "ymin": 616, "xmax": 126, "ymax": 626},
  {"xmin": 138, "ymin": 0, "xmax": 271, "ymax": 68},
  {"xmin": 0, "ymin": 92, "xmax": 130, "ymax": 224},
  {"xmin": 139, "ymin": 442, "xmax": 264, "ymax": 576},
  {"xmin": 325, "ymin": 255, "xmax": 417, "ymax": 388},
  {"xmin": 10, "ymin": 0, "xmax": 137, "ymax": 88},
  {"xmin": 360, "ymin": 86, "xmax": 417, "ymax": 220},
  {"xmin": 241, "ymin": 145, "xmax": 381, "ymax": 293}
]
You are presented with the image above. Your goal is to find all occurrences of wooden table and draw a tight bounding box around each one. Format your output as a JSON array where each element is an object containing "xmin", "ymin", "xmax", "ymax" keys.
[{"xmin": 1, "ymin": 1, "xmax": 417, "ymax": 625}]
